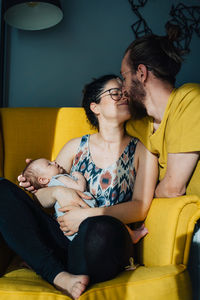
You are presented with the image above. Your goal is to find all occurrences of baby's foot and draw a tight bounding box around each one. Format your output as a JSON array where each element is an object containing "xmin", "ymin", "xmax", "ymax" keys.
[
  {"xmin": 53, "ymin": 271, "xmax": 89, "ymax": 299},
  {"xmin": 131, "ymin": 224, "xmax": 148, "ymax": 244}
]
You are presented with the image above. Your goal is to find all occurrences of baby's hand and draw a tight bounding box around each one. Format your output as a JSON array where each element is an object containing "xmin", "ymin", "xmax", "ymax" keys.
[
  {"xmin": 72, "ymin": 171, "xmax": 84, "ymax": 180},
  {"xmin": 71, "ymin": 172, "xmax": 86, "ymax": 192}
]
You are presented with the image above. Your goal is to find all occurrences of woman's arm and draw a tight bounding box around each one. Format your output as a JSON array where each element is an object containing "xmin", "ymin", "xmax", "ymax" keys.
[
  {"xmin": 55, "ymin": 138, "xmax": 81, "ymax": 172},
  {"xmin": 58, "ymin": 142, "xmax": 158, "ymax": 235},
  {"xmin": 18, "ymin": 137, "xmax": 81, "ymax": 191}
]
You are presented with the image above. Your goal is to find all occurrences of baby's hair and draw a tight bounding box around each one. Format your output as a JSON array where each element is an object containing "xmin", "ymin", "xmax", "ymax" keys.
[{"xmin": 22, "ymin": 160, "xmax": 44, "ymax": 190}]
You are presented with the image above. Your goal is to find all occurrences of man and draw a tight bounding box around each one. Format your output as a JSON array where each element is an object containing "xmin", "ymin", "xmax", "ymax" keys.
[
  {"xmin": 121, "ymin": 34, "xmax": 200, "ymax": 297},
  {"xmin": 121, "ymin": 34, "xmax": 200, "ymax": 197}
]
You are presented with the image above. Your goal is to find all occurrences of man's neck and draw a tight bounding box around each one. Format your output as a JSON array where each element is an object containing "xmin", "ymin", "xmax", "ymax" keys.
[{"xmin": 145, "ymin": 80, "xmax": 174, "ymax": 126}]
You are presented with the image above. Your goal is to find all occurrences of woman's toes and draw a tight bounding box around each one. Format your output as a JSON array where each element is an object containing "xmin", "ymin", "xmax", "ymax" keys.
[{"xmin": 71, "ymin": 281, "xmax": 88, "ymax": 299}]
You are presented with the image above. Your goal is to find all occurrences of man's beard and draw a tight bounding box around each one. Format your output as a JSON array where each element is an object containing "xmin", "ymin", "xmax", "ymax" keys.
[{"xmin": 128, "ymin": 79, "xmax": 147, "ymax": 120}]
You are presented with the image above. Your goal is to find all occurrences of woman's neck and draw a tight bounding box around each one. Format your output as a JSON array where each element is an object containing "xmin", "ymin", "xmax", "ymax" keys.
[{"xmin": 97, "ymin": 123, "xmax": 127, "ymax": 145}]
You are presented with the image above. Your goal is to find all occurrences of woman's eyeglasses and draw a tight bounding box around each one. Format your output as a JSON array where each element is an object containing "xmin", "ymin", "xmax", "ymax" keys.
[{"xmin": 98, "ymin": 88, "xmax": 123, "ymax": 101}]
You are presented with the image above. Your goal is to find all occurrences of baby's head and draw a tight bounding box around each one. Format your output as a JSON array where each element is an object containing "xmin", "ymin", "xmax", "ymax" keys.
[{"xmin": 22, "ymin": 158, "xmax": 65, "ymax": 189}]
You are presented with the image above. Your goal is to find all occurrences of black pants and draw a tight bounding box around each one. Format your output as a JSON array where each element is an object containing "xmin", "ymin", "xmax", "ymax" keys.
[{"xmin": 0, "ymin": 179, "xmax": 133, "ymax": 284}]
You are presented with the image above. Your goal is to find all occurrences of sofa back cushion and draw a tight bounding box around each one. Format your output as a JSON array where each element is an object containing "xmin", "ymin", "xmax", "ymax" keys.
[
  {"xmin": 1, "ymin": 107, "xmax": 199, "ymax": 267},
  {"xmin": 0, "ymin": 107, "xmax": 95, "ymax": 184}
]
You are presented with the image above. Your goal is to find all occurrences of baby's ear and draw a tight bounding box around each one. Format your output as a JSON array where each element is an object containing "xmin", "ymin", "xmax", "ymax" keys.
[{"xmin": 38, "ymin": 177, "xmax": 50, "ymax": 186}]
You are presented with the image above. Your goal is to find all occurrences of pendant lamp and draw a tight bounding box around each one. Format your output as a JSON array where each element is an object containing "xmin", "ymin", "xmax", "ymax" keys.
[{"xmin": 4, "ymin": 0, "xmax": 63, "ymax": 30}]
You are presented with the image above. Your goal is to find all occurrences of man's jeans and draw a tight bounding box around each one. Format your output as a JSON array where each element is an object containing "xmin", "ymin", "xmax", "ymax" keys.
[{"xmin": 188, "ymin": 221, "xmax": 200, "ymax": 300}]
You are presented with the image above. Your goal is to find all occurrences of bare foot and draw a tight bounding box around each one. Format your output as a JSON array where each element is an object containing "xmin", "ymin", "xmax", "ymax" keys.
[
  {"xmin": 53, "ymin": 271, "xmax": 89, "ymax": 299},
  {"xmin": 128, "ymin": 224, "xmax": 148, "ymax": 244}
]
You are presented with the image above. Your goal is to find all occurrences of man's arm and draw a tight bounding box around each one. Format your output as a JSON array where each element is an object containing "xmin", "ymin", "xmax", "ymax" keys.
[{"xmin": 155, "ymin": 152, "xmax": 199, "ymax": 198}]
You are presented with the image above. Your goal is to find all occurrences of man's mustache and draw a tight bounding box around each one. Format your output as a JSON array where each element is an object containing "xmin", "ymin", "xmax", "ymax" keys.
[{"xmin": 124, "ymin": 91, "xmax": 147, "ymax": 120}]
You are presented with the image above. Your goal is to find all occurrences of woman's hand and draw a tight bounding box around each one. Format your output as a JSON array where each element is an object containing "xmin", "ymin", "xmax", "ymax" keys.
[
  {"xmin": 17, "ymin": 158, "xmax": 37, "ymax": 193},
  {"xmin": 57, "ymin": 206, "xmax": 92, "ymax": 236}
]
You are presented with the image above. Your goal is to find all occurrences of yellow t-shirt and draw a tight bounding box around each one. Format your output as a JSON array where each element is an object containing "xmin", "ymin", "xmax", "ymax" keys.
[{"xmin": 126, "ymin": 83, "xmax": 200, "ymax": 196}]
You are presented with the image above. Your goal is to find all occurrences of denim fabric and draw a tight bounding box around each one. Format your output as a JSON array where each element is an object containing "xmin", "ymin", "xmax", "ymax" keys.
[{"xmin": 188, "ymin": 221, "xmax": 200, "ymax": 300}]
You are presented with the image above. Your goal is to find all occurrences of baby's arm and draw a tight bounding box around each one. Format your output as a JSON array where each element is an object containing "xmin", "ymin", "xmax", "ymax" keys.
[
  {"xmin": 35, "ymin": 186, "xmax": 58, "ymax": 208},
  {"xmin": 57, "ymin": 172, "xmax": 86, "ymax": 192}
]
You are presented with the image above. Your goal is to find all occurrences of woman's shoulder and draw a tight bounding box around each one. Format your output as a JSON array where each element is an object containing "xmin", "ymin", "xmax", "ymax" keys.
[
  {"xmin": 59, "ymin": 135, "xmax": 87, "ymax": 154},
  {"xmin": 64, "ymin": 136, "xmax": 82, "ymax": 149},
  {"xmin": 66, "ymin": 134, "xmax": 93, "ymax": 150}
]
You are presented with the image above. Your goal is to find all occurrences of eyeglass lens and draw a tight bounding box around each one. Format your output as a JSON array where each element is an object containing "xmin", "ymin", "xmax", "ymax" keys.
[{"xmin": 109, "ymin": 88, "xmax": 122, "ymax": 101}]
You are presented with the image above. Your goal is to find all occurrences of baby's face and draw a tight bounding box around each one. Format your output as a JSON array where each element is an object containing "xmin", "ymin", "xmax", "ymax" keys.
[{"xmin": 34, "ymin": 158, "xmax": 65, "ymax": 179}]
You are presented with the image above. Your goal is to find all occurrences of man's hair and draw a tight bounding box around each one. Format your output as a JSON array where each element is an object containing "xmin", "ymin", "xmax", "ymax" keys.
[
  {"xmin": 82, "ymin": 74, "xmax": 119, "ymax": 130},
  {"xmin": 125, "ymin": 32, "xmax": 183, "ymax": 86},
  {"xmin": 22, "ymin": 160, "xmax": 44, "ymax": 190}
]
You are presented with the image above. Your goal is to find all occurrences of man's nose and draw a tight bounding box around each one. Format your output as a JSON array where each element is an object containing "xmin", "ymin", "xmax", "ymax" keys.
[
  {"xmin": 123, "ymin": 90, "xmax": 129, "ymax": 98},
  {"xmin": 121, "ymin": 87, "xmax": 129, "ymax": 97},
  {"xmin": 122, "ymin": 85, "xmax": 127, "ymax": 93}
]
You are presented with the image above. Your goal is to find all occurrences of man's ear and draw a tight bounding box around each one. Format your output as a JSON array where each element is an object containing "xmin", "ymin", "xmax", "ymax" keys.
[
  {"xmin": 38, "ymin": 177, "xmax": 50, "ymax": 186},
  {"xmin": 136, "ymin": 64, "xmax": 148, "ymax": 83},
  {"xmin": 90, "ymin": 102, "xmax": 99, "ymax": 115}
]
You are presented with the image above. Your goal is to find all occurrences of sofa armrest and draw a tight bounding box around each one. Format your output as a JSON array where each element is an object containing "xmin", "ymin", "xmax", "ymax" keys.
[{"xmin": 137, "ymin": 195, "xmax": 200, "ymax": 267}]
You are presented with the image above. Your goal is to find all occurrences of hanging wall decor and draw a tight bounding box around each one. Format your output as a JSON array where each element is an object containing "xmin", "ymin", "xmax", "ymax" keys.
[
  {"xmin": 128, "ymin": 1, "xmax": 200, "ymax": 54},
  {"xmin": 128, "ymin": 0, "xmax": 151, "ymax": 38},
  {"xmin": 166, "ymin": 3, "xmax": 200, "ymax": 54}
]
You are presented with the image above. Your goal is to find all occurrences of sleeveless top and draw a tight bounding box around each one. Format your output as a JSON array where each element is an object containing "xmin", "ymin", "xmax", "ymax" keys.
[{"xmin": 70, "ymin": 134, "xmax": 137, "ymax": 207}]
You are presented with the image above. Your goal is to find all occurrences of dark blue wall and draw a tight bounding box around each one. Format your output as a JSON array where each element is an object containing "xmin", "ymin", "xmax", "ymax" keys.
[{"xmin": 4, "ymin": 0, "xmax": 200, "ymax": 107}]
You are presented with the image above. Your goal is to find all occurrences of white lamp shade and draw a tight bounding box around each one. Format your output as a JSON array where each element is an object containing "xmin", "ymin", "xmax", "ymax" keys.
[{"xmin": 4, "ymin": 1, "xmax": 63, "ymax": 30}]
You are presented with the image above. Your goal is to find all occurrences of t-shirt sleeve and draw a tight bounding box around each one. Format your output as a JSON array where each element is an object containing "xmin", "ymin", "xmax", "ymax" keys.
[
  {"xmin": 167, "ymin": 85, "xmax": 200, "ymax": 153},
  {"xmin": 126, "ymin": 116, "xmax": 153, "ymax": 152}
]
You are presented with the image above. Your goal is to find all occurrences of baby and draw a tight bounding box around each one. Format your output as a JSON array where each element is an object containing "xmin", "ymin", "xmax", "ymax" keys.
[
  {"xmin": 22, "ymin": 158, "xmax": 96, "ymax": 240},
  {"xmin": 22, "ymin": 158, "xmax": 148, "ymax": 242}
]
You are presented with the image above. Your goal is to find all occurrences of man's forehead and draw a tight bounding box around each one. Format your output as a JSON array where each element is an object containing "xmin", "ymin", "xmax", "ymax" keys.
[{"xmin": 120, "ymin": 52, "xmax": 130, "ymax": 73}]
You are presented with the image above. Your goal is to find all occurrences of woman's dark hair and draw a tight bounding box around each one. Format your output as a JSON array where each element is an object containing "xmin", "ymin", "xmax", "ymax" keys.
[
  {"xmin": 82, "ymin": 74, "xmax": 119, "ymax": 130},
  {"xmin": 125, "ymin": 25, "xmax": 184, "ymax": 86}
]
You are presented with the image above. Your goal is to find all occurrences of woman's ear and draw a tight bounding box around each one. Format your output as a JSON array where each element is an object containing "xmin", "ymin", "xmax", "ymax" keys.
[
  {"xmin": 38, "ymin": 177, "xmax": 50, "ymax": 186},
  {"xmin": 90, "ymin": 102, "xmax": 99, "ymax": 115}
]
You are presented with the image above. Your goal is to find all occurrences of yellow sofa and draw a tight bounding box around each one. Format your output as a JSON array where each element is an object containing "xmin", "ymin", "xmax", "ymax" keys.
[{"xmin": 0, "ymin": 107, "xmax": 200, "ymax": 300}]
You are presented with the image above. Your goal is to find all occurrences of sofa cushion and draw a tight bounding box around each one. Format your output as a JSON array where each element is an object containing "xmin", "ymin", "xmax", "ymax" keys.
[{"xmin": 0, "ymin": 265, "xmax": 191, "ymax": 300}]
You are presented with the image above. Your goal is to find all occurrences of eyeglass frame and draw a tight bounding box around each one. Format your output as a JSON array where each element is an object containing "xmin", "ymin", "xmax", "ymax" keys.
[{"xmin": 97, "ymin": 87, "xmax": 123, "ymax": 102}]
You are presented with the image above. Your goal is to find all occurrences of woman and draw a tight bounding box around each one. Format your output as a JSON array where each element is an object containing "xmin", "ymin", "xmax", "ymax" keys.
[{"xmin": 1, "ymin": 75, "xmax": 158, "ymax": 299}]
